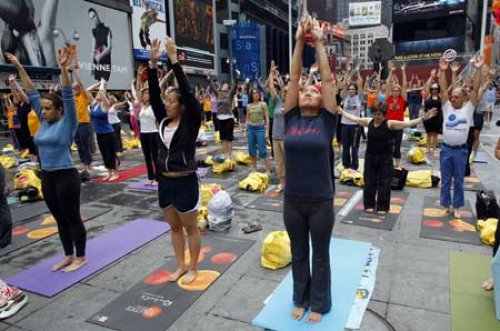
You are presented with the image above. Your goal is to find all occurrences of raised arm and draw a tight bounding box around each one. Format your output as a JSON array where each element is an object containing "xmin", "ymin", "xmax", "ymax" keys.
[
  {"xmin": 8, "ymin": 74, "xmax": 28, "ymax": 104},
  {"xmin": 284, "ymin": 18, "xmax": 307, "ymax": 112},
  {"xmin": 98, "ymin": 79, "xmax": 110, "ymax": 112},
  {"xmin": 388, "ymin": 107, "xmax": 437, "ymax": 130},
  {"xmin": 268, "ymin": 65, "xmax": 278, "ymax": 100},
  {"xmin": 310, "ymin": 19, "xmax": 336, "ymax": 112},
  {"xmin": 207, "ymin": 73, "xmax": 219, "ymax": 98},
  {"xmin": 400, "ymin": 63, "xmax": 408, "ymax": 101},
  {"xmin": 423, "ymin": 68, "xmax": 436, "ymax": 97},
  {"xmin": 337, "ymin": 107, "xmax": 370, "ymax": 127},
  {"xmin": 450, "ymin": 61, "xmax": 460, "ymax": 90},
  {"xmin": 148, "ymin": 38, "xmax": 167, "ymax": 123},
  {"xmin": 385, "ymin": 62, "xmax": 396, "ymax": 97},
  {"xmin": 438, "ymin": 58, "xmax": 449, "ymax": 104},
  {"xmin": 5, "ymin": 53, "xmax": 36, "ymax": 92},
  {"xmin": 160, "ymin": 69, "xmax": 174, "ymax": 92},
  {"xmin": 469, "ymin": 56, "xmax": 484, "ymax": 106}
]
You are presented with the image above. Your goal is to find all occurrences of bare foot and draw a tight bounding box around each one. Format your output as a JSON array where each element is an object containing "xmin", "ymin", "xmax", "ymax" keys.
[
  {"xmin": 442, "ymin": 207, "xmax": 450, "ymax": 217},
  {"xmin": 181, "ymin": 270, "xmax": 198, "ymax": 285},
  {"xmin": 307, "ymin": 311, "xmax": 322, "ymax": 323},
  {"xmin": 365, "ymin": 208, "xmax": 374, "ymax": 213},
  {"xmin": 149, "ymin": 180, "xmax": 157, "ymax": 186},
  {"xmin": 453, "ymin": 209, "xmax": 461, "ymax": 218},
  {"xmin": 108, "ymin": 174, "xmax": 119, "ymax": 181},
  {"xmin": 63, "ymin": 257, "xmax": 87, "ymax": 272},
  {"xmin": 290, "ymin": 307, "xmax": 306, "ymax": 320},
  {"xmin": 101, "ymin": 175, "xmax": 110, "ymax": 181},
  {"xmin": 51, "ymin": 256, "xmax": 74, "ymax": 271},
  {"xmin": 482, "ymin": 278, "xmax": 494, "ymax": 291},
  {"xmin": 377, "ymin": 210, "xmax": 387, "ymax": 215},
  {"xmin": 169, "ymin": 268, "xmax": 187, "ymax": 282}
]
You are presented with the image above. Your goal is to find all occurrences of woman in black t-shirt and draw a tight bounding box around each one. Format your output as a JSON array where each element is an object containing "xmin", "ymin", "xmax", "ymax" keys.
[
  {"xmin": 339, "ymin": 101, "xmax": 436, "ymax": 212},
  {"xmin": 423, "ymin": 82, "xmax": 443, "ymax": 154}
]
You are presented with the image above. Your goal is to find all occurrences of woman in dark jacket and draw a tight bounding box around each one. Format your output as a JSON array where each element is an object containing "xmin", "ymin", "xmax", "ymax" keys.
[{"xmin": 148, "ymin": 38, "xmax": 202, "ymax": 285}]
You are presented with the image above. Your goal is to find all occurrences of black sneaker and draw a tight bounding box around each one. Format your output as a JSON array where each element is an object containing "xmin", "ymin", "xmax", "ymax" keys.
[{"xmin": 80, "ymin": 171, "xmax": 91, "ymax": 182}]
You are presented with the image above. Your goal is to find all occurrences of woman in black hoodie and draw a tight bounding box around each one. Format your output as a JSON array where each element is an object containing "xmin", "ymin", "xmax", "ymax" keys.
[{"xmin": 148, "ymin": 38, "xmax": 202, "ymax": 285}]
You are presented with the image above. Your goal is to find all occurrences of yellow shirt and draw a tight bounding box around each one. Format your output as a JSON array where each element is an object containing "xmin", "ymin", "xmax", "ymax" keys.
[
  {"xmin": 75, "ymin": 92, "xmax": 90, "ymax": 123},
  {"xmin": 203, "ymin": 98, "xmax": 211, "ymax": 112},
  {"xmin": 27, "ymin": 110, "xmax": 40, "ymax": 137}
]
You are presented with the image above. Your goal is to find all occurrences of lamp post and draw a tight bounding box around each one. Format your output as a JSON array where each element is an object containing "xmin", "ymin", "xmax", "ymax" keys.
[
  {"xmin": 52, "ymin": 28, "xmax": 80, "ymax": 76},
  {"xmin": 223, "ymin": 19, "xmax": 237, "ymax": 81},
  {"xmin": 226, "ymin": 58, "xmax": 237, "ymax": 81}
]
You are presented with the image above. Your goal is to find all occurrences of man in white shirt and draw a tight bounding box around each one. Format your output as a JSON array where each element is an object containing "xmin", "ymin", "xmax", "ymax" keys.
[{"xmin": 438, "ymin": 56, "xmax": 483, "ymax": 218}]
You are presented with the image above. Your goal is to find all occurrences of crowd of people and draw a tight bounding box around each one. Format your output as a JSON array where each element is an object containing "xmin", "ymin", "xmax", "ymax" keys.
[{"xmin": 0, "ymin": 13, "xmax": 499, "ymax": 324}]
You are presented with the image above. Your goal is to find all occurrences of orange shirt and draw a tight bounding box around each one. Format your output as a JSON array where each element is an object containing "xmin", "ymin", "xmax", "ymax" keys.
[
  {"xmin": 74, "ymin": 92, "xmax": 90, "ymax": 123},
  {"xmin": 203, "ymin": 98, "xmax": 211, "ymax": 112},
  {"xmin": 367, "ymin": 92, "xmax": 378, "ymax": 109},
  {"xmin": 7, "ymin": 107, "xmax": 20, "ymax": 129},
  {"xmin": 27, "ymin": 110, "xmax": 40, "ymax": 137}
]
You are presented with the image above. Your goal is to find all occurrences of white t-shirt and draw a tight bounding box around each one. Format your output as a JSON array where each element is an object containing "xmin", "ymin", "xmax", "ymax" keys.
[
  {"xmin": 442, "ymin": 100, "xmax": 474, "ymax": 146},
  {"xmin": 161, "ymin": 124, "xmax": 179, "ymax": 149},
  {"xmin": 341, "ymin": 95, "xmax": 361, "ymax": 125},
  {"xmin": 139, "ymin": 105, "xmax": 158, "ymax": 133},
  {"xmin": 108, "ymin": 105, "xmax": 121, "ymax": 125}
]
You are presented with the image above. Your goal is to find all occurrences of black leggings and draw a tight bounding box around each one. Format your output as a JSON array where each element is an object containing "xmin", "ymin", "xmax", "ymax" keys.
[
  {"xmin": 140, "ymin": 132, "xmax": 159, "ymax": 180},
  {"xmin": 112, "ymin": 123, "xmax": 123, "ymax": 153},
  {"xmin": 41, "ymin": 169, "xmax": 86, "ymax": 257},
  {"xmin": 96, "ymin": 133, "xmax": 116, "ymax": 170},
  {"xmin": 283, "ymin": 196, "xmax": 334, "ymax": 313},
  {"xmin": 364, "ymin": 153, "xmax": 393, "ymax": 211},
  {"xmin": 391, "ymin": 129, "xmax": 403, "ymax": 159}
]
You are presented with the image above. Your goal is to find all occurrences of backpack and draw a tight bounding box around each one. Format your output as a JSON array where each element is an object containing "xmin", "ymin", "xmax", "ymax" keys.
[{"xmin": 476, "ymin": 190, "xmax": 500, "ymax": 220}]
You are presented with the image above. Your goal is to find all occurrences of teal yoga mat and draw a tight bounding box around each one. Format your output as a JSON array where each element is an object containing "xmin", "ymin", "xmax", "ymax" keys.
[{"xmin": 252, "ymin": 238, "xmax": 372, "ymax": 331}]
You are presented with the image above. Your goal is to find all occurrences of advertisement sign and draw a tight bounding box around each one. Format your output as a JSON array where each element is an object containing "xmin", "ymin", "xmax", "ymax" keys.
[
  {"xmin": 169, "ymin": 0, "xmax": 215, "ymax": 71},
  {"xmin": 349, "ymin": 1, "xmax": 382, "ymax": 27},
  {"xmin": 394, "ymin": 36, "xmax": 465, "ymax": 60},
  {"xmin": 393, "ymin": 0, "xmax": 467, "ymax": 23},
  {"xmin": 130, "ymin": 0, "xmax": 168, "ymax": 61},
  {"xmin": 0, "ymin": 0, "xmax": 133, "ymax": 90},
  {"xmin": 231, "ymin": 21, "xmax": 261, "ymax": 81}
]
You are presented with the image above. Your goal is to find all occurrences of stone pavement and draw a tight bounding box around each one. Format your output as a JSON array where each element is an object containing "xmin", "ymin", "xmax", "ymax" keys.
[{"xmin": 1, "ymin": 120, "xmax": 499, "ymax": 331}]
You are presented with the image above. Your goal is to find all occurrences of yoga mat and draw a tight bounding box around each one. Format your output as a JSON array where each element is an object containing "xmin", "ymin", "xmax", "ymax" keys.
[
  {"xmin": 1, "ymin": 205, "xmax": 112, "ymax": 256},
  {"xmin": 252, "ymin": 238, "xmax": 372, "ymax": 331},
  {"xmin": 11, "ymin": 200, "xmax": 49, "ymax": 224},
  {"xmin": 100, "ymin": 192, "xmax": 158, "ymax": 210},
  {"xmin": 341, "ymin": 191, "xmax": 409, "ymax": 231},
  {"xmin": 450, "ymin": 252, "xmax": 500, "ymax": 331},
  {"xmin": 80, "ymin": 182, "xmax": 128, "ymax": 204},
  {"xmin": 7, "ymin": 197, "xmax": 19, "ymax": 206},
  {"xmin": 6, "ymin": 219, "xmax": 169, "ymax": 297},
  {"xmin": 87, "ymin": 235, "xmax": 254, "ymax": 331},
  {"xmin": 463, "ymin": 172, "xmax": 485, "ymax": 192},
  {"xmin": 127, "ymin": 180, "xmax": 158, "ymax": 192},
  {"xmin": 419, "ymin": 196, "xmax": 480, "ymax": 245},
  {"xmin": 94, "ymin": 164, "xmax": 147, "ymax": 183},
  {"xmin": 473, "ymin": 151, "xmax": 488, "ymax": 164},
  {"xmin": 201, "ymin": 177, "xmax": 238, "ymax": 189}
]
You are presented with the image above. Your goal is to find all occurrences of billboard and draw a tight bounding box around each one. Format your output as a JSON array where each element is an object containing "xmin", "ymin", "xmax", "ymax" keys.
[
  {"xmin": 231, "ymin": 22, "xmax": 261, "ymax": 81},
  {"xmin": 393, "ymin": 0, "xmax": 467, "ymax": 23},
  {"xmin": 349, "ymin": 2, "xmax": 382, "ymax": 27},
  {"xmin": 0, "ymin": 0, "xmax": 133, "ymax": 90},
  {"xmin": 169, "ymin": 0, "xmax": 215, "ymax": 71},
  {"xmin": 308, "ymin": 0, "xmax": 336, "ymax": 23},
  {"xmin": 394, "ymin": 36, "xmax": 465, "ymax": 60},
  {"xmin": 130, "ymin": 0, "xmax": 168, "ymax": 61}
]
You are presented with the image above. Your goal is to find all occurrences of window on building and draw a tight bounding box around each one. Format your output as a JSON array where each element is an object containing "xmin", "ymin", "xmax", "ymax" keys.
[
  {"xmin": 220, "ymin": 32, "xmax": 228, "ymax": 50},
  {"xmin": 231, "ymin": 11, "xmax": 239, "ymax": 20},
  {"xmin": 361, "ymin": 34, "xmax": 366, "ymax": 38},
  {"xmin": 221, "ymin": 57, "xmax": 230, "ymax": 74}
]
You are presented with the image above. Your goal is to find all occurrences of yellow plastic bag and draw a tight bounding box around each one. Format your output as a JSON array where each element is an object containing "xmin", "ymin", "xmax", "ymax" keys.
[
  {"xmin": 197, "ymin": 206, "xmax": 209, "ymax": 230},
  {"xmin": 261, "ymin": 231, "xmax": 291, "ymax": 270},
  {"xmin": 236, "ymin": 152, "xmax": 252, "ymax": 165},
  {"xmin": 239, "ymin": 172, "xmax": 269, "ymax": 192},
  {"xmin": 417, "ymin": 134, "xmax": 427, "ymax": 147},
  {"xmin": 0, "ymin": 155, "xmax": 16, "ymax": 169},
  {"xmin": 2, "ymin": 144, "xmax": 14, "ymax": 153},
  {"xmin": 476, "ymin": 218, "xmax": 498, "ymax": 246},
  {"xmin": 339, "ymin": 169, "xmax": 364, "ymax": 187},
  {"xmin": 332, "ymin": 139, "xmax": 339, "ymax": 148},
  {"xmin": 204, "ymin": 155, "xmax": 214, "ymax": 166},
  {"xmin": 406, "ymin": 147, "xmax": 427, "ymax": 165},
  {"xmin": 123, "ymin": 138, "xmax": 140, "ymax": 150},
  {"xmin": 200, "ymin": 183, "xmax": 222, "ymax": 206},
  {"xmin": 214, "ymin": 131, "xmax": 221, "ymax": 144},
  {"xmin": 406, "ymin": 170, "xmax": 432, "ymax": 188},
  {"xmin": 20, "ymin": 149, "xmax": 30, "ymax": 159},
  {"xmin": 212, "ymin": 159, "xmax": 236, "ymax": 174},
  {"xmin": 14, "ymin": 168, "xmax": 43, "ymax": 199}
]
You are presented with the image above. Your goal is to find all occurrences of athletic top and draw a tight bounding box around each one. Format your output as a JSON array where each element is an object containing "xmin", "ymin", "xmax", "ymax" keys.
[
  {"xmin": 367, "ymin": 91, "xmax": 378, "ymax": 109},
  {"xmin": 407, "ymin": 90, "xmax": 422, "ymax": 105},
  {"xmin": 108, "ymin": 105, "xmax": 121, "ymax": 125},
  {"xmin": 367, "ymin": 119, "xmax": 392, "ymax": 155},
  {"xmin": 90, "ymin": 103, "xmax": 114, "ymax": 135},
  {"xmin": 161, "ymin": 125, "xmax": 179, "ymax": 149},
  {"xmin": 442, "ymin": 100, "xmax": 474, "ymax": 146},
  {"xmin": 139, "ymin": 105, "xmax": 158, "ymax": 133},
  {"xmin": 285, "ymin": 107, "xmax": 337, "ymax": 200},
  {"xmin": 386, "ymin": 96, "xmax": 406, "ymax": 121},
  {"xmin": 27, "ymin": 110, "xmax": 40, "ymax": 137},
  {"xmin": 341, "ymin": 95, "xmax": 362, "ymax": 125},
  {"xmin": 214, "ymin": 82, "xmax": 236, "ymax": 120},
  {"xmin": 29, "ymin": 87, "xmax": 77, "ymax": 170},
  {"xmin": 74, "ymin": 92, "xmax": 90, "ymax": 123},
  {"xmin": 272, "ymin": 95, "xmax": 285, "ymax": 140},
  {"xmin": 247, "ymin": 102, "xmax": 266, "ymax": 126}
]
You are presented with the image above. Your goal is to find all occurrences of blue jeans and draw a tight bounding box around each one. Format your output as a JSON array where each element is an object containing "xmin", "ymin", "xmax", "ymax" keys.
[
  {"xmin": 341, "ymin": 124, "xmax": 360, "ymax": 170},
  {"xmin": 408, "ymin": 103, "xmax": 420, "ymax": 128},
  {"xmin": 74, "ymin": 123, "xmax": 93, "ymax": 166},
  {"xmin": 247, "ymin": 124, "xmax": 267, "ymax": 158},
  {"xmin": 440, "ymin": 145, "xmax": 467, "ymax": 208}
]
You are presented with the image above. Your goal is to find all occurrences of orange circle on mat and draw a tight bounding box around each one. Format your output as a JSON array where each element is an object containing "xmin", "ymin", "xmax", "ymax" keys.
[
  {"xmin": 177, "ymin": 270, "xmax": 220, "ymax": 291},
  {"xmin": 12, "ymin": 226, "xmax": 29, "ymax": 236},
  {"xmin": 41, "ymin": 215, "xmax": 56, "ymax": 225},
  {"xmin": 390, "ymin": 197, "xmax": 405, "ymax": 204},
  {"xmin": 459, "ymin": 210, "xmax": 473, "ymax": 219},
  {"xmin": 27, "ymin": 227, "xmax": 58, "ymax": 239},
  {"xmin": 355, "ymin": 203, "xmax": 364, "ymax": 211},
  {"xmin": 334, "ymin": 198, "xmax": 346, "ymax": 206},
  {"xmin": 144, "ymin": 270, "xmax": 172, "ymax": 285},
  {"xmin": 211, "ymin": 252, "xmax": 237, "ymax": 265},
  {"xmin": 142, "ymin": 306, "xmax": 162, "ymax": 319},
  {"xmin": 265, "ymin": 191, "xmax": 280, "ymax": 198},
  {"xmin": 423, "ymin": 220, "xmax": 444, "ymax": 228},
  {"xmin": 423, "ymin": 208, "xmax": 446, "ymax": 218},
  {"xmin": 389, "ymin": 205, "xmax": 402, "ymax": 214},
  {"xmin": 185, "ymin": 246, "xmax": 212, "ymax": 265}
]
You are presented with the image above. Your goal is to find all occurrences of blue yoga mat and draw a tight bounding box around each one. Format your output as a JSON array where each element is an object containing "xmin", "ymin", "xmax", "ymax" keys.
[
  {"xmin": 6, "ymin": 219, "xmax": 169, "ymax": 297},
  {"xmin": 252, "ymin": 238, "xmax": 372, "ymax": 331}
]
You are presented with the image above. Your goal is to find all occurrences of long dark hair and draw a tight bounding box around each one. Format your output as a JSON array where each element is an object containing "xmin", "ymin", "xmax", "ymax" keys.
[{"xmin": 41, "ymin": 92, "xmax": 64, "ymax": 115}]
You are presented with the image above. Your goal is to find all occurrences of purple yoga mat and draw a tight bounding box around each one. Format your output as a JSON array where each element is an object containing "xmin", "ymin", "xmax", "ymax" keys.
[
  {"xmin": 127, "ymin": 180, "xmax": 158, "ymax": 191},
  {"xmin": 6, "ymin": 219, "xmax": 169, "ymax": 297}
]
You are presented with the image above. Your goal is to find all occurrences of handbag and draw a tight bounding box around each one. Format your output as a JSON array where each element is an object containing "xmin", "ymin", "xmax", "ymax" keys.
[{"xmin": 391, "ymin": 168, "xmax": 408, "ymax": 190}]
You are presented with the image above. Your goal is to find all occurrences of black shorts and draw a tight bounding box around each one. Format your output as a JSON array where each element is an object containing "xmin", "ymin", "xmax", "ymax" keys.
[
  {"xmin": 473, "ymin": 112, "xmax": 484, "ymax": 131},
  {"xmin": 218, "ymin": 118, "xmax": 234, "ymax": 141},
  {"xmin": 158, "ymin": 172, "xmax": 200, "ymax": 212}
]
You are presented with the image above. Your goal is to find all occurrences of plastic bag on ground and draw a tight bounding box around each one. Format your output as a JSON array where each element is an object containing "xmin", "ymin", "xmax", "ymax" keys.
[
  {"xmin": 239, "ymin": 172, "xmax": 269, "ymax": 192},
  {"xmin": 476, "ymin": 218, "xmax": 498, "ymax": 246},
  {"xmin": 207, "ymin": 190, "xmax": 233, "ymax": 232},
  {"xmin": 261, "ymin": 231, "xmax": 291, "ymax": 270}
]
